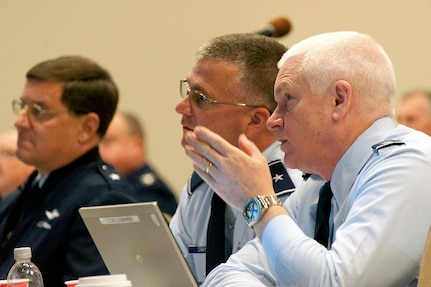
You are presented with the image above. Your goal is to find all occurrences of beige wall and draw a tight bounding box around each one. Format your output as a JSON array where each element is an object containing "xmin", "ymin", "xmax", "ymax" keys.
[{"xmin": 1, "ymin": 0, "xmax": 430, "ymax": 198}]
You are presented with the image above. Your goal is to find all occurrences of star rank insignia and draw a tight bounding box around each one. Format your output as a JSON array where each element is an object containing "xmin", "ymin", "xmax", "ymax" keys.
[{"xmin": 273, "ymin": 173, "xmax": 284, "ymax": 183}]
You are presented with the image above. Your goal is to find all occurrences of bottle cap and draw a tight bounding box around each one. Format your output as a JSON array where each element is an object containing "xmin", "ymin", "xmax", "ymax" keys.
[{"xmin": 14, "ymin": 247, "xmax": 32, "ymax": 261}]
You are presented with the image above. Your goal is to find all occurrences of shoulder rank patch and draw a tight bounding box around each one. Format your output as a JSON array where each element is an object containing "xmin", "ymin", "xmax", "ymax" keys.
[
  {"xmin": 268, "ymin": 159, "xmax": 295, "ymax": 196},
  {"xmin": 372, "ymin": 140, "xmax": 405, "ymax": 155},
  {"xmin": 100, "ymin": 164, "xmax": 121, "ymax": 182},
  {"xmin": 187, "ymin": 160, "xmax": 296, "ymax": 196}
]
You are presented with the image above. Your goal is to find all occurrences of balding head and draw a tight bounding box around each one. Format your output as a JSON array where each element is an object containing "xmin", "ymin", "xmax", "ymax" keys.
[{"xmin": 396, "ymin": 90, "xmax": 431, "ymax": 135}]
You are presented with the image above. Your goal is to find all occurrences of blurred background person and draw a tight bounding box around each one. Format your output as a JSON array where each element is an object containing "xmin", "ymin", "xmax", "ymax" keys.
[
  {"xmin": 0, "ymin": 129, "xmax": 35, "ymax": 201},
  {"xmin": 396, "ymin": 90, "xmax": 431, "ymax": 136},
  {"xmin": 99, "ymin": 111, "xmax": 177, "ymax": 218}
]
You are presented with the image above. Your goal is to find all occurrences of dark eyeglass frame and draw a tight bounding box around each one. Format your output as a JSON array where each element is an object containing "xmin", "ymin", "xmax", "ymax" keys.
[
  {"xmin": 12, "ymin": 99, "xmax": 69, "ymax": 121},
  {"xmin": 179, "ymin": 79, "xmax": 263, "ymax": 109}
]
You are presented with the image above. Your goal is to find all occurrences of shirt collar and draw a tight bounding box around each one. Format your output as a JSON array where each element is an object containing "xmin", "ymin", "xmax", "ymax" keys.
[{"xmin": 331, "ymin": 117, "xmax": 396, "ymax": 206}]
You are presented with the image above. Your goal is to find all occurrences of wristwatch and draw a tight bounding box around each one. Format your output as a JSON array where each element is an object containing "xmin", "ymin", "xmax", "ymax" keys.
[{"xmin": 243, "ymin": 195, "xmax": 282, "ymax": 227}]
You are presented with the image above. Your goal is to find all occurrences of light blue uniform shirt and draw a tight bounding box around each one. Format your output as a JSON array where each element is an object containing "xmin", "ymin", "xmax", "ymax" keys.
[
  {"xmin": 204, "ymin": 117, "xmax": 431, "ymax": 287},
  {"xmin": 169, "ymin": 141, "xmax": 303, "ymax": 284}
]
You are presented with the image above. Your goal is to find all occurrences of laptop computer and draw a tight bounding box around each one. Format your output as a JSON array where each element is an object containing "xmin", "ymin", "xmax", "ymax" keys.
[{"xmin": 79, "ymin": 202, "xmax": 198, "ymax": 287}]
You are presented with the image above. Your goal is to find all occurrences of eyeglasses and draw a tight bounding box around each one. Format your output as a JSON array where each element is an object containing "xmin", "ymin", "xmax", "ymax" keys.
[
  {"xmin": 12, "ymin": 99, "xmax": 69, "ymax": 121},
  {"xmin": 179, "ymin": 79, "xmax": 263, "ymax": 109}
]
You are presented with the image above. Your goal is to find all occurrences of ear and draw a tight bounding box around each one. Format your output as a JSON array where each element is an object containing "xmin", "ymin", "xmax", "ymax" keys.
[
  {"xmin": 244, "ymin": 107, "xmax": 274, "ymax": 148},
  {"xmin": 131, "ymin": 134, "xmax": 144, "ymax": 151},
  {"xmin": 131, "ymin": 134, "xmax": 146, "ymax": 161},
  {"xmin": 248, "ymin": 107, "xmax": 271, "ymax": 128},
  {"xmin": 245, "ymin": 107, "xmax": 272, "ymax": 139},
  {"xmin": 78, "ymin": 112, "xmax": 100, "ymax": 143},
  {"xmin": 332, "ymin": 80, "xmax": 352, "ymax": 120}
]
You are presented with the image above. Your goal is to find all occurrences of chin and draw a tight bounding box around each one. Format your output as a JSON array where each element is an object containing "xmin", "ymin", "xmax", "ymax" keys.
[
  {"xmin": 15, "ymin": 150, "xmax": 32, "ymax": 165},
  {"xmin": 282, "ymin": 153, "xmax": 298, "ymax": 169},
  {"xmin": 181, "ymin": 138, "xmax": 187, "ymax": 149}
]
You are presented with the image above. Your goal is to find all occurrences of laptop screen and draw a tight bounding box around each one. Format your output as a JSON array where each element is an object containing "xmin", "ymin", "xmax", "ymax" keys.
[{"xmin": 79, "ymin": 202, "xmax": 198, "ymax": 287}]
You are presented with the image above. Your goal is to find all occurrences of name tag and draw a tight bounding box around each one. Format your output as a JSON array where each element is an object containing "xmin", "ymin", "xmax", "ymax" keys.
[{"xmin": 188, "ymin": 246, "xmax": 206, "ymax": 254}]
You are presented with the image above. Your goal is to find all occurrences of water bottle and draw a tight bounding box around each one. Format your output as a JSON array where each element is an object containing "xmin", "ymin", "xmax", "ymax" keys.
[{"xmin": 7, "ymin": 247, "xmax": 44, "ymax": 287}]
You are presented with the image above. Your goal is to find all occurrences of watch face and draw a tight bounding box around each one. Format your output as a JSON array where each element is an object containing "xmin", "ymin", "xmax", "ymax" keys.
[{"xmin": 244, "ymin": 198, "xmax": 261, "ymax": 225}]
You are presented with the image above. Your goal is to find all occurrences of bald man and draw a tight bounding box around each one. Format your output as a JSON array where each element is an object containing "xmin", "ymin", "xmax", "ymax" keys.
[
  {"xmin": 396, "ymin": 90, "xmax": 431, "ymax": 136},
  {"xmin": 99, "ymin": 111, "xmax": 177, "ymax": 217},
  {"xmin": 0, "ymin": 129, "xmax": 34, "ymax": 200}
]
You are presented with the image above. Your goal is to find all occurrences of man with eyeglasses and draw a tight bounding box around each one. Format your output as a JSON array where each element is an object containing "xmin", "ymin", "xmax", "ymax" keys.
[
  {"xmin": 0, "ymin": 129, "xmax": 34, "ymax": 201},
  {"xmin": 0, "ymin": 56, "xmax": 137, "ymax": 286},
  {"xmin": 169, "ymin": 33, "xmax": 304, "ymax": 284}
]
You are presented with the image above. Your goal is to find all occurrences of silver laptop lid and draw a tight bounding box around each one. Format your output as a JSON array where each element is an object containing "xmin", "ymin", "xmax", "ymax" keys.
[{"xmin": 79, "ymin": 202, "xmax": 198, "ymax": 287}]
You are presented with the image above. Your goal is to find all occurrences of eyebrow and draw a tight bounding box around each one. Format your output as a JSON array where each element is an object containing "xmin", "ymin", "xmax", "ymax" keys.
[{"xmin": 22, "ymin": 98, "xmax": 53, "ymax": 109}]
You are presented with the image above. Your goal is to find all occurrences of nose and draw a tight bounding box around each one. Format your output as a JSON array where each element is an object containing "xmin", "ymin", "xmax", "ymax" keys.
[
  {"xmin": 175, "ymin": 96, "xmax": 193, "ymax": 116},
  {"xmin": 266, "ymin": 107, "xmax": 283, "ymax": 131},
  {"xmin": 14, "ymin": 109, "xmax": 31, "ymax": 131}
]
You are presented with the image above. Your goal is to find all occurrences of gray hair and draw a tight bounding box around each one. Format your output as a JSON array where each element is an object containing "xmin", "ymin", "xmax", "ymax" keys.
[{"xmin": 278, "ymin": 31, "xmax": 395, "ymax": 114}]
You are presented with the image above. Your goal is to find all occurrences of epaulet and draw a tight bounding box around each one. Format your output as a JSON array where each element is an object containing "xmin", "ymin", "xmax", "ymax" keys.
[
  {"xmin": 372, "ymin": 140, "xmax": 405, "ymax": 156},
  {"xmin": 186, "ymin": 160, "xmax": 296, "ymax": 197},
  {"xmin": 98, "ymin": 163, "xmax": 123, "ymax": 187},
  {"xmin": 268, "ymin": 160, "xmax": 296, "ymax": 196}
]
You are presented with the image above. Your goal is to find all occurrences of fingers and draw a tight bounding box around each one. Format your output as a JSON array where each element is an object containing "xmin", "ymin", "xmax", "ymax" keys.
[
  {"xmin": 193, "ymin": 126, "xmax": 232, "ymax": 157},
  {"xmin": 238, "ymin": 133, "xmax": 262, "ymax": 158},
  {"xmin": 194, "ymin": 126, "xmax": 261, "ymax": 160},
  {"xmin": 205, "ymin": 161, "xmax": 213, "ymax": 174},
  {"xmin": 183, "ymin": 127, "xmax": 229, "ymax": 190},
  {"xmin": 184, "ymin": 144, "xmax": 214, "ymax": 174},
  {"xmin": 184, "ymin": 127, "xmax": 224, "ymax": 171},
  {"xmin": 184, "ymin": 126, "xmax": 261, "ymax": 176},
  {"xmin": 183, "ymin": 126, "xmax": 270, "ymax": 211}
]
